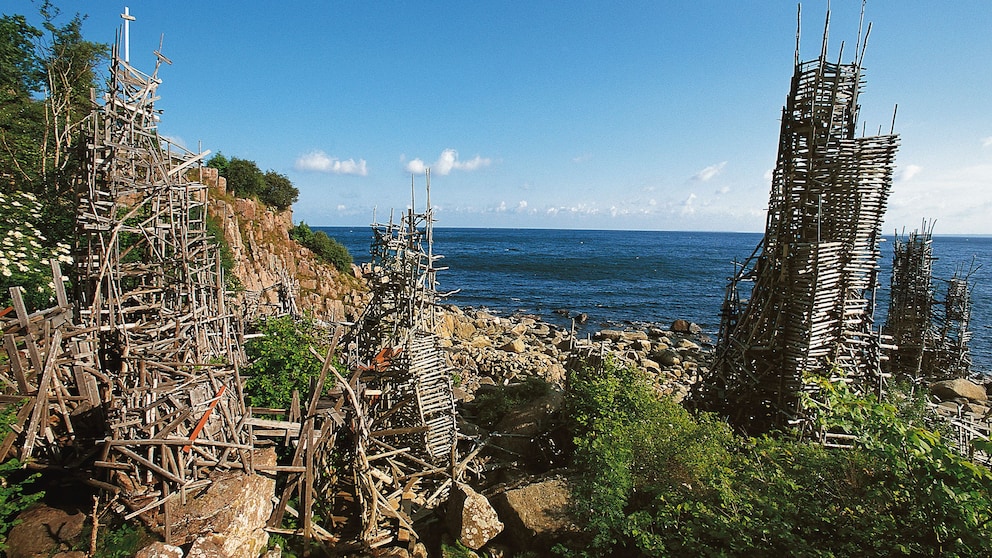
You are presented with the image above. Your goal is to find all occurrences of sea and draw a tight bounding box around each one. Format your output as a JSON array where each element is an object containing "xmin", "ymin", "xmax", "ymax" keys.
[{"xmin": 317, "ymin": 227, "xmax": 992, "ymax": 376}]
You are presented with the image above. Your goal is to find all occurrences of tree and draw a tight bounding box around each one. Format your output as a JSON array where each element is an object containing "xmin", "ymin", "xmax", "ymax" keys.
[
  {"xmin": 36, "ymin": 1, "xmax": 108, "ymax": 198},
  {"xmin": 0, "ymin": 14, "xmax": 45, "ymax": 191},
  {"xmin": 223, "ymin": 157, "xmax": 266, "ymax": 198},
  {"xmin": 1, "ymin": 4, "xmax": 106, "ymax": 297},
  {"xmin": 206, "ymin": 151, "xmax": 229, "ymax": 176},
  {"xmin": 262, "ymin": 170, "xmax": 299, "ymax": 211}
]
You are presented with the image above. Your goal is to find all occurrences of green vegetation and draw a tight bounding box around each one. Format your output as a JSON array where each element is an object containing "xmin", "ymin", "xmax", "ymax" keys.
[
  {"xmin": 0, "ymin": 403, "xmax": 43, "ymax": 551},
  {"xmin": 473, "ymin": 376, "xmax": 551, "ymax": 429},
  {"xmin": 1, "ymin": 4, "xmax": 107, "ymax": 312},
  {"xmin": 76, "ymin": 517, "xmax": 158, "ymax": 558},
  {"xmin": 242, "ymin": 315, "xmax": 336, "ymax": 410},
  {"xmin": 289, "ymin": 222, "xmax": 353, "ymax": 274},
  {"xmin": 208, "ymin": 153, "xmax": 299, "ymax": 211},
  {"xmin": 557, "ymin": 358, "xmax": 992, "ymax": 557}
]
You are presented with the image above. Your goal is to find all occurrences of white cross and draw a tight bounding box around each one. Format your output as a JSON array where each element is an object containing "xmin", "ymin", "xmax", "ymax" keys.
[{"xmin": 121, "ymin": 7, "xmax": 135, "ymax": 63}]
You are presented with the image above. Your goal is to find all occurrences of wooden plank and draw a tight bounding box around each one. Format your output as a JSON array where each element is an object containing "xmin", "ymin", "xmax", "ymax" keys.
[
  {"xmin": 21, "ymin": 330, "xmax": 62, "ymax": 460},
  {"xmin": 4, "ymin": 334, "xmax": 31, "ymax": 393}
]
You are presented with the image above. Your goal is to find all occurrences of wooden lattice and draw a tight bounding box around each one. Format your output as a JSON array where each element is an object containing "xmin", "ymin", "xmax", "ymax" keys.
[{"xmin": 692, "ymin": 12, "xmax": 899, "ymax": 434}]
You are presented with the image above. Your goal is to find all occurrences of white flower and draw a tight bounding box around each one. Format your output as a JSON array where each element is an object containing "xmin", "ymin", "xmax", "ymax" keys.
[{"xmin": 1, "ymin": 268, "xmax": 11, "ymax": 277}]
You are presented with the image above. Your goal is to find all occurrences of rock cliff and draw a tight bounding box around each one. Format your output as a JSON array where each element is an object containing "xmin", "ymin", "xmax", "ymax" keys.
[{"xmin": 199, "ymin": 167, "xmax": 365, "ymax": 323}]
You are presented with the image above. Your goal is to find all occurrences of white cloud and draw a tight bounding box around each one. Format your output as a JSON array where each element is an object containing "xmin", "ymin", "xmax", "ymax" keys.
[
  {"xmin": 680, "ymin": 193, "xmax": 697, "ymax": 215},
  {"xmin": 717, "ymin": 186, "xmax": 731, "ymax": 195},
  {"xmin": 295, "ymin": 150, "xmax": 368, "ymax": 176},
  {"xmin": 405, "ymin": 157, "xmax": 427, "ymax": 174},
  {"xmin": 982, "ymin": 136, "xmax": 992, "ymax": 148},
  {"xmin": 336, "ymin": 204, "xmax": 346, "ymax": 211},
  {"xmin": 572, "ymin": 153, "xmax": 592, "ymax": 163},
  {"xmin": 692, "ymin": 161, "xmax": 727, "ymax": 182},
  {"xmin": 898, "ymin": 164, "xmax": 923, "ymax": 182},
  {"xmin": 517, "ymin": 200, "xmax": 528, "ymax": 211},
  {"xmin": 405, "ymin": 149, "xmax": 492, "ymax": 176}
]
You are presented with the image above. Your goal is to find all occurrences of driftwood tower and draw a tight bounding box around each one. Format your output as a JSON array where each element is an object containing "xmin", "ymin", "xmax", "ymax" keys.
[{"xmin": 693, "ymin": 10, "xmax": 899, "ymax": 433}]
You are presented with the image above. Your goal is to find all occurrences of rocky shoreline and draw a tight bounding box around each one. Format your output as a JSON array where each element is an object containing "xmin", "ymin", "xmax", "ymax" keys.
[{"xmin": 437, "ymin": 305, "xmax": 713, "ymax": 402}]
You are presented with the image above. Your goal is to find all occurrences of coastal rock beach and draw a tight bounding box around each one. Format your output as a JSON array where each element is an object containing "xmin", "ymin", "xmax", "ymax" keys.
[{"xmin": 437, "ymin": 306, "xmax": 712, "ymax": 402}]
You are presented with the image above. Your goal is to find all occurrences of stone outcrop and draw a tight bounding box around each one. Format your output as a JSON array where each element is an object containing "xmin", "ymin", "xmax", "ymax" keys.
[
  {"xmin": 154, "ymin": 448, "xmax": 277, "ymax": 558},
  {"xmin": 930, "ymin": 378, "xmax": 988, "ymax": 403},
  {"xmin": 446, "ymin": 483, "xmax": 503, "ymax": 550},
  {"xmin": 5, "ymin": 505, "xmax": 87, "ymax": 558},
  {"xmin": 489, "ymin": 475, "xmax": 576, "ymax": 551},
  {"xmin": 136, "ymin": 543, "xmax": 185, "ymax": 558},
  {"xmin": 201, "ymin": 167, "xmax": 365, "ymax": 323}
]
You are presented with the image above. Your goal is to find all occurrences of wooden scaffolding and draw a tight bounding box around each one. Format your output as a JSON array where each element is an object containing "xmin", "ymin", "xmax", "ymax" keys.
[
  {"xmin": 316, "ymin": 173, "xmax": 459, "ymax": 549},
  {"xmin": 883, "ymin": 223, "xmax": 936, "ymax": 379},
  {"xmin": 883, "ymin": 221, "xmax": 975, "ymax": 382},
  {"xmin": 692, "ymin": 11, "xmax": 899, "ymax": 434},
  {"xmin": 1, "ymin": 29, "xmax": 249, "ymax": 530}
]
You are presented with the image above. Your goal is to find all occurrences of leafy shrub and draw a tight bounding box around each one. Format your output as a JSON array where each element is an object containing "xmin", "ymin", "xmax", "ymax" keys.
[
  {"xmin": 0, "ymin": 402, "xmax": 43, "ymax": 551},
  {"xmin": 557, "ymin": 359, "xmax": 992, "ymax": 557},
  {"xmin": 0, "ymin": 190, "xmax": 72, "ymax": 311},
  {"xmin": 217, "ymin": 156, "xmax": 299, "ymax": 211},
  {"xmin": 223, "ymin": 157, "xmax": 266, "ymax": 199},
  {"xmin": 206, "ymin": 151, "xmax": 229, "ymax": 176},
  {"xmin": 262, "ymin": 170, "xmax": 299, "ymax": 211},
  {"xmin": 289, "ymin": 222, "xmax": 353, "ymax": 274},
  {"xmin": 473, "ymin": 376, "xmax": 551, "ymax": 429},
  {"xmin": 242, "ymin": 315, "xmax": 336, "ymax": 410}
]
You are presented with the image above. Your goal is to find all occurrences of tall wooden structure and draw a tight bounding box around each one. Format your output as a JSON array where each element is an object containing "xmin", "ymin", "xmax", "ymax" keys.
[
  {"xmin": 331, "ymin": 174, "xmax": 458, "ymax": 547},
  {"xmin": 882, "ymin": 223, "xmax": 936, "ymax": 380},
  {"xmin": 883, "ymin": 222, "xmax": 974, "ymax": 382},
  {"xmin": 693, "ymin": 11, "xmax": 899, "ymax": 433},
  {"xmin": 1, "ymin": 28, "xmax": 249, "ymax": 526}
]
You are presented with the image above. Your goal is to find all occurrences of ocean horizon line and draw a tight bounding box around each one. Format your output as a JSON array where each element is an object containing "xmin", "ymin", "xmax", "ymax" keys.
[{"xmin": 314, "ymin": 225, "xmax": 992, "ymax": 238}]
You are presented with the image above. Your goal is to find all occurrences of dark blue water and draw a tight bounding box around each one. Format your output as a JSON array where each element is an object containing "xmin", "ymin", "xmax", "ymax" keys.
[{"xmin": 318, "ymin": 227, "xmax": 992, "ymax": 374}]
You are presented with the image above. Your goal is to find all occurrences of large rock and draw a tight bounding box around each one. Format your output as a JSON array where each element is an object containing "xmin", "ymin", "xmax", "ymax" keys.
[
  {"xmin": 500, "ymin": 338, "xmax": 526, "ymax": 353},
  {"xmin": 930, "ymin": 378, "xmax": 988, "ymax": 403},
  {"xmin": 165, "ymin": 449, "xmax": 277, "ymax": 558},
  {"xmin": 6, "ymin": 505, "xmax": 87, "ymax": 558},
  {"xmin": 136, "ymin": 542, "xmax": 185, "ymax": 558},
  {"xmin": 447, "ymin": 483, "xmax": 503, "ymax": 550},
  {"xmin": 490, "ymin": 476, "xmax": 576, "ymax": 550}
]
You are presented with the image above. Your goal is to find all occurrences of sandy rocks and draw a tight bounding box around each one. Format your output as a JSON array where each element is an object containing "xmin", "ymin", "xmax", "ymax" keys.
[
  {"xmin": 6, "ymin": 505, "xmax": 87, "ymax": 558},
  {"xmin": 490, "ymin": 476, "xmax": 576, "ymax": 550},
  {"xmin": 447, "ymin": 483, "xmax": 504, "ymax": 550},
  {"xmin": 165, "ymin": 449, "xmax": 277, "ymax": 558},
  {"xmin": 931, "ymin": 378, "xmax": 988, "ymax": 403}
]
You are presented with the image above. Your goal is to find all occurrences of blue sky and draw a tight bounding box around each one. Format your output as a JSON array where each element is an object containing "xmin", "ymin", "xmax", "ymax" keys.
[{"xmin": 9, "ymin": 1, "xmax": 992, "ymax": 233}]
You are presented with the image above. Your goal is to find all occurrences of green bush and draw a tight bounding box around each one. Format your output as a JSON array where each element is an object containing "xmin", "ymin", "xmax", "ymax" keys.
[
  {"xmin": 242, "ymin": 315, "xmax": 336, "ymax": 410},
  {"xmin": 217, "ymin": 156, "xmax": 299, "ymax": 211},
  {"xmin": 223, "ymin": 157, "xmax": 266, "ymax": 199},
  {"xmin": 473, "ymin": 376, "xmax": 551, "ymax": 429},
  {"xmin": 557, "ymin": 359, "xmax": 992, "ymax": 557},
  {"xmin": 0, "ymin": 402, "xmax": 43, "ymax": 551},
  {"xmin": 289, "ymin": 222, "xmax": 353, "ymax": 274},
  {"xmin": 262, "ymin": 170, "xmax": 299, "ymax": 211},
  {"xmin": 0, "ymin": 190, "xmax": 72, "ymax": 311}
]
